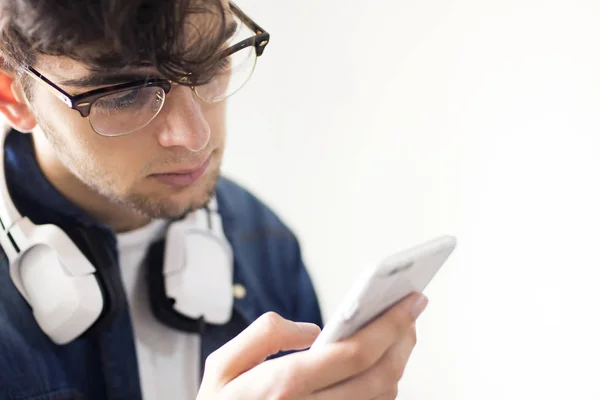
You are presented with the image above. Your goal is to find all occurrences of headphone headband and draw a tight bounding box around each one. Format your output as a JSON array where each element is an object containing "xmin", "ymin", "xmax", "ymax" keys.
[
  {"xmin": 0, "ymin": 127, "xmax": 234, "ymax": 344},
  {"xmin": 0, "ymin": 127, "xmax": 24, "ymax": 234}
]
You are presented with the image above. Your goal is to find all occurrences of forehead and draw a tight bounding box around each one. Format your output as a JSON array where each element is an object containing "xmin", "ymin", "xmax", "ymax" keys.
[{"xmin": 34, "ymin": 57, "xmax": 90, "ymax": 81}]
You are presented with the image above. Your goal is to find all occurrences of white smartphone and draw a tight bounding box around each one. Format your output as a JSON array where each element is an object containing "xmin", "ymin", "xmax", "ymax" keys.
[{"xmin": 310, "ymin": 235, "xmax": 457, "ymax": 350}]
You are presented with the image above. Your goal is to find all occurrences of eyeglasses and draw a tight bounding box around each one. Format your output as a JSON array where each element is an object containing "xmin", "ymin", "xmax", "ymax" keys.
[{"xmin": 22, "ymin": 1, "xmax": 269, "ymax": 137}]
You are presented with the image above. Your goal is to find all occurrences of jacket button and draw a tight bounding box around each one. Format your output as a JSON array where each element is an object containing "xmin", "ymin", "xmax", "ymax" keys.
[{"xmin": 233, "ymin": 283, "xmax": 247, "ymax": 299}]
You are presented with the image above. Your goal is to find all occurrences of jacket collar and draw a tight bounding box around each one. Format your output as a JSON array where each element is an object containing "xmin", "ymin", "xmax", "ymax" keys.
[{"xmin": 4, "ymin": 129, "xmax": 107, "ymax": 229}]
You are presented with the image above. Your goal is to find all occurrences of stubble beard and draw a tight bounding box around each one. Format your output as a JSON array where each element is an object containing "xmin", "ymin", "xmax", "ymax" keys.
[{"xmin": 37, "ymin": 117, "xmax": 221, "ymax": 222}]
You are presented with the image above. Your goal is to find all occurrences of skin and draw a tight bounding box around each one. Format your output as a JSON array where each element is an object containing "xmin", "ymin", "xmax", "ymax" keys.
[
  {"xmin": 196, "ymin": 293, "xmax": 428, "ymax": 400},
  {"xmin": 0, "ymin": 4, "xmax": 427, "ymax": 398},
  {"xmin": 4, "ymin": 55, "xmax": 226, "ymax": 233}
]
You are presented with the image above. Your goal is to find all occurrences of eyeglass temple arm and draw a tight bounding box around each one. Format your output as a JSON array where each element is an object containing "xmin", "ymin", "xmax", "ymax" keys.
[
  {"xmin": 229, "ymin": 1, "xmax": 269, "ymax": 36},
  {"xmin": 226, "ymin": 2, "xmax": 270, "ymax": 58},
  {"xmin": 23, "ymin": 67, "xmax": 75, "ymax": 108}
]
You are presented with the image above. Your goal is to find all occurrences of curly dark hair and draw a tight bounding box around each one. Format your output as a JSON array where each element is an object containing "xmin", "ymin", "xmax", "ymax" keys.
[{"xmin": 0, "ymin": 0, "xmax": 231, "ymax": 86}]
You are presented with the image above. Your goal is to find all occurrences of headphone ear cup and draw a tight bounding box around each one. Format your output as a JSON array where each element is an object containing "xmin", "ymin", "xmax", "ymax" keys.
[
  {"xmin": 146, "ymin": 238, "xmax": 202, "ymax": 332},
  {"xmin": 146, "ymin": 207, "xmax": 234, "ymax": 333},
  {"xmin": 18, "ymin": 243, "xmax": 104, "ymax": 344},
  {"xmin": 8, "ymin": 223, "xmax": 110, "ymax": 344},
  {"xmin": 163, "ymin": 224, "xmax": 233, "ymax": 324}
]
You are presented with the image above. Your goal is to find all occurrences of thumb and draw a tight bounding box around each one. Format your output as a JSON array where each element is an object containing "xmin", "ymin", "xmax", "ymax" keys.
[{"xmin": 205, "ymin": 312, "xmax": 321, "ymax": 383}]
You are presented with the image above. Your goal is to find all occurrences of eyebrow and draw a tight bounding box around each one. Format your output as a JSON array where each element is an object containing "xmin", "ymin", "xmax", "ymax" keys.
[
  {"xmin": 58, "ymin": 21, "xmax": 239, "ymax": 89},
  {"xmin": 58, "ymin": 72, "xmax": 157, "ymax": 88}
]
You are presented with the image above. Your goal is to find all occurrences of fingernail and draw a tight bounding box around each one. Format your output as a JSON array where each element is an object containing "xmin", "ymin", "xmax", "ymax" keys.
[
  {"xmin": 410, "ymin": 294, "xmax": 429, "ymax": 319},
  {"xmin": 296, "ymin": 322, "xmax": 321, "ymax": 336}
]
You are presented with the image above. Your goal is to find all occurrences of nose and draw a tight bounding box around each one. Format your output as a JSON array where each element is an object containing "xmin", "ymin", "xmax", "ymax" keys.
[{"xmin": 156, "ymin": 85, "xmax": 210, "ymax": 152}]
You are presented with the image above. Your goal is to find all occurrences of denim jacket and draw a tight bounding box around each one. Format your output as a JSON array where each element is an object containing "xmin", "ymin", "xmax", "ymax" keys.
[{"xmin": 0, "ymin": 129, "xmax": 323, "ymax": 400}]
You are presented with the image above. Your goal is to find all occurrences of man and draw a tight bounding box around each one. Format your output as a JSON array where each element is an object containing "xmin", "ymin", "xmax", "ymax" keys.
[{"xmin": 0, "ymin": 0, "xmax": 428, "ymax": 399}]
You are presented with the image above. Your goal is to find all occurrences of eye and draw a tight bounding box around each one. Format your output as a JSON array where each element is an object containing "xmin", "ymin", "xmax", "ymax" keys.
[
  {"xmin": 95, "ymin": 88, "xmax": 143, "ymax": 111},
  {"xmin": 108, "ymin": 89, "xmax": 141, "ymax": 108}
]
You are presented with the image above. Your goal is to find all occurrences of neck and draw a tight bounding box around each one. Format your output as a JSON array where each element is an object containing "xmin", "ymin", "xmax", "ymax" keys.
[{"xmin": 31, "ymin": 128, "xmax": 150, "ymax": 233}]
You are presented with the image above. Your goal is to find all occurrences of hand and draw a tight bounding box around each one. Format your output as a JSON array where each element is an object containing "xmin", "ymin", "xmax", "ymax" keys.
[{"xmin": 196, "ymin": 292, "xmax": 428, "ymax": 400}]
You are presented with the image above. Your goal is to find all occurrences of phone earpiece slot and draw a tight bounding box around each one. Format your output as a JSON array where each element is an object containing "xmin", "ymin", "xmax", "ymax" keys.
[{"xmin": 387, "ymin": 261, "xmax": 413, "ymax": 276}]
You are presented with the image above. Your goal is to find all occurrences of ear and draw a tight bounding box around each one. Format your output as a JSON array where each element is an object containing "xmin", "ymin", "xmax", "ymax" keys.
[{"xmin": 0, "ymin": 70, "xmax": 37, "ymax": 133}]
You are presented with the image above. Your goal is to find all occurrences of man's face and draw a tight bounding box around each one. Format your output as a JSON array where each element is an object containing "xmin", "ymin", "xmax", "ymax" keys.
[{"xmin": 28, "ymin": 55, "xmax": 227, "ymax": 220}]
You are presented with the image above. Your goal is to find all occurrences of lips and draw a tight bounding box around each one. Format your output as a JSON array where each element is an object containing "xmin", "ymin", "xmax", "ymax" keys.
[{"xmin": 151, "ymin": 153, "xmax": 213, "ymax": 187}]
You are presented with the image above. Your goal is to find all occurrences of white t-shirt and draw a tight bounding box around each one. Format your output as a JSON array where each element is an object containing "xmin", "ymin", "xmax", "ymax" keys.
[{"xmin": 117, "ymin": 219, "xmax": 200, "ymax": 400}]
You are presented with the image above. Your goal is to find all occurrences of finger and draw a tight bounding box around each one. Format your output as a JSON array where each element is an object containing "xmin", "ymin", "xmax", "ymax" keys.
[
  {"xmin": 297, "ymin": 293, "xmax": 427, "ymax": 393},
  {"xmin": 229, "ymin": 294, "xmax": 425, "ymax": 397},
  {"xmin": 204, "ymin": 312, "xmax": 321, "ymax": 383},
  {"xmin": 310, "ymin": 325, "xmax": 416, "ymax": 400}
]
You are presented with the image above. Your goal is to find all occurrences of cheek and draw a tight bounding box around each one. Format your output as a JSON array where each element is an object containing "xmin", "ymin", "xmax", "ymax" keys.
[
  {"xmin": 82, "ymin": 135, "xmax": 153, "ymax": 193},
  {"xmin": 97, "ymin": 136, "xmax": 152, "ymax": 176},
  {"xmin": 203, "ymin": 101, "xmax": 227, "ymax": 143},
  {"xmin": 33, "ymin": 89, "xmax": 146, "ymax": 184},
  {"xmin": 33, "ymin": 89, "xmax": 99, "ymax": 167},
  {"xmin": 33, "ymin": 89, "xmax": 91, "ymax": 142}
]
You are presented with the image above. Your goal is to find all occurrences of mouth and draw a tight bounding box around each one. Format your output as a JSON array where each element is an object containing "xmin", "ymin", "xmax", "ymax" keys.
[{"xmin": 150, "ymin": 152, "xmax": 214, "ymax": 188}]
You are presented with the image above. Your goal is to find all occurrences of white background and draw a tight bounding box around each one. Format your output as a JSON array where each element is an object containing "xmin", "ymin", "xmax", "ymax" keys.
[{"xmin": 223, "ymin": 0, "xmax": 600, "ymax": 399}]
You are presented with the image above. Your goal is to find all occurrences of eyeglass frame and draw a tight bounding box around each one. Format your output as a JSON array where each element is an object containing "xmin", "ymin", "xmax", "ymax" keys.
[{"xmin": 21, "ymin": 1, "xmax": 270, "ymax": 119}]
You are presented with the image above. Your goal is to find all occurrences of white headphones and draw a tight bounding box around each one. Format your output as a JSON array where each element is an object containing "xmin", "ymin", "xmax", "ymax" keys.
[{"xmin": 0, "ymin": 130, "xmax": 234, "ymax": 345}]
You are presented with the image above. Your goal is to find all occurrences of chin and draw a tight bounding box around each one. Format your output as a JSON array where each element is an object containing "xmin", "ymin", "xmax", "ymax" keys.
[
  {"xmin": 127, "ymin": 176, "xmax": 219, "ymax": 220},
  {"xmin": 127, "ymin": 196, "xmax": 208, "ymax": 220}
]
